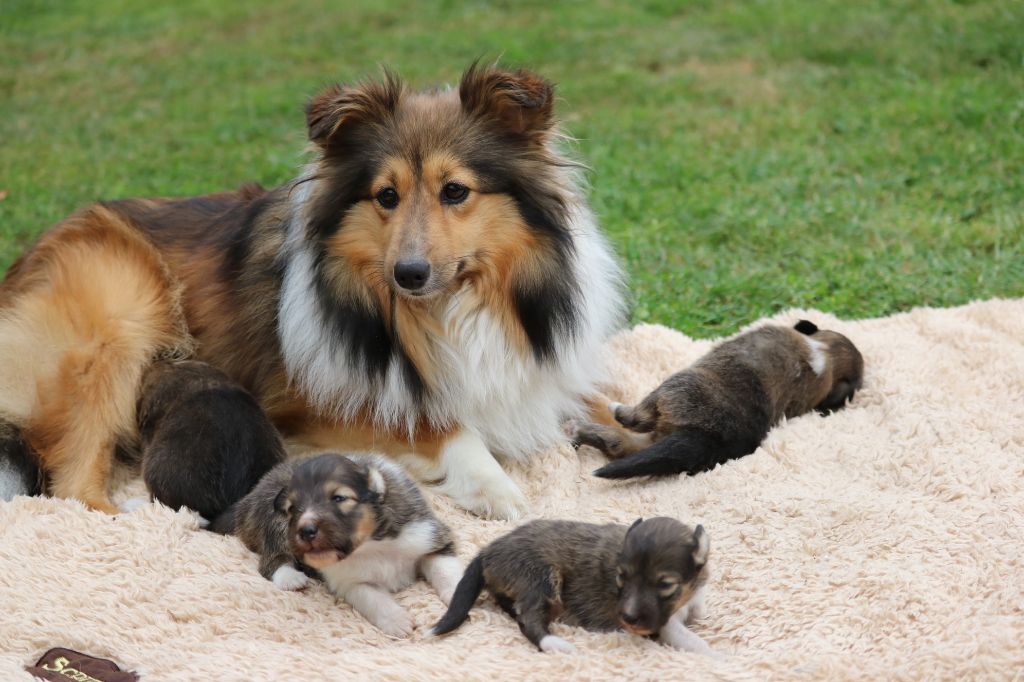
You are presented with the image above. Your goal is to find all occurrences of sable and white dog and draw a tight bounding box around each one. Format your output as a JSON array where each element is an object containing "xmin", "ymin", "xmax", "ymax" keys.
[{"xmin": 0, "ymin": 64, "xmax": 624, "ymax": 518}]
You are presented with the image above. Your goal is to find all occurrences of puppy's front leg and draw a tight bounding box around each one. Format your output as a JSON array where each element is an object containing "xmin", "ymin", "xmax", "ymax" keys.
[
  {"xmin": 343, "ymin": 583, "xmax": 414, "ymax": 638},
  {"xmin": 659, "ymin": 617, "xmax": 718, "ymax": 658},
  {"xmin": 419, "ymin": 552, "xmax": 463, "ymax": 605}
]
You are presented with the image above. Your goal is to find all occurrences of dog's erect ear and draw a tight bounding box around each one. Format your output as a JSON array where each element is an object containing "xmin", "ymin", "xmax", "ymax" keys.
[
  {"xmin": 794, "ymin": 320, "xmax": 819, "ymax": 336},
  {"xmin": 366, "ymin": 466, "xmax": 387, "ymax": 498},
  {"xmin": 306, "ymin": 72, "xmax": 403, "ymax": 147},
  {"xmin": 627, "ymin": 518, "xmax": 644, "ymax": 534},
  {"xmin": 273, "ymin": 488, "xmax": 291, "ymax": 515},
  {"xmin": 691, "ymin": 525, "xmax": 710, "ymax": 567},
  {"xmin": 459, "ymin": 62, "xmax": 555, "ymax": 140}
]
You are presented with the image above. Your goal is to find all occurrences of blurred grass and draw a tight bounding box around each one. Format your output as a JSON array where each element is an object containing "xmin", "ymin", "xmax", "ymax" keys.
[{"xmin": 2, "ymin": 0, "xmax": 1022, "ymax": 337}]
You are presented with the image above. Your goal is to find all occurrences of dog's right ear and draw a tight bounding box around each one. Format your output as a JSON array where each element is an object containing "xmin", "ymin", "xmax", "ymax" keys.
[
  {"xmin": 459, "ymin": 62, "xmax": 555, "ymax": 142},
  {"xmin": 306, "ymin": 72, "xmax": 404, "ymax": 148},
  {"xmin": 628, "ymin": 518, "xmax": 644, "ymax": 534},
  {"xmin": 273, "ymin": 488, "xmax": 291, "ymax": 515},
  {"xmin": 691, "ymin": 525, "xmax": 710, "ymax": 567}
]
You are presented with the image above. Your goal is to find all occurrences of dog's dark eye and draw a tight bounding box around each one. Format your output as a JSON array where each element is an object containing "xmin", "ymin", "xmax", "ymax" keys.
[
  {"xmin": 440, "ymin": 182, "xmax": 469, "ymax": 205},
  {"xmin": 657, "ymin": 581, "xmax": 678, "ymax": 596},
  {"xmin": 375, "ymin": 187, "xmax": 399, "ymax": 209},
  {"xmin": 331, "ymin": 494, "xmax": 348, "ymax": 504}
]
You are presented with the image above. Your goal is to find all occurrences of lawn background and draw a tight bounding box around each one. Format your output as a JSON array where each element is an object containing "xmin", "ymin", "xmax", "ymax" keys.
[{"xmin": 2, "ymin": 0, "xmax": 1021, "ymax": 337}]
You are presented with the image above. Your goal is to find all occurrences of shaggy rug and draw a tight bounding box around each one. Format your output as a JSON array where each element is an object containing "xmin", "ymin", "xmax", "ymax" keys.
[{"xmin": 2, "ymin": 299, "xmax": 1022, "ymax": 681}]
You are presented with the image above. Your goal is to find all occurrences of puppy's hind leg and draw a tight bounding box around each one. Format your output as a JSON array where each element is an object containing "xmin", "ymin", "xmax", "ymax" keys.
[
  {"xmin": 515, "ymin": 590, "xmax": 575, "ymax": 654},
  {"xmin": 343, "ymin": 583, "xmax": 415, "ymax": 639},
  {"xmin": 420, "ymin": 551, "xmax": 464, "ymax": 605},
  {"xmin": 571, "ymin": 422, "xmax": 653, "ymax": 460}
]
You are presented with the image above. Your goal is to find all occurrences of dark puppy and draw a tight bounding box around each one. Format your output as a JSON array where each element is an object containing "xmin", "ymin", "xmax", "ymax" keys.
[
  {"xmin": 432, "ymin": 517, "xmax": 714, "ymax": 655},
  {"xmin": 136, "ymin": 360, "xmax": 286, "ymax": 520},
  {"xmin": 0, "ymin": 419, "xmax": 43, "ymax": 501},
  {"xmin": 212, "ymin": 452, "xmax": 461, "ymax": 638},
  {"xmin": 575, "ymin": 320, "xmax": 864, "ymax": 479}
]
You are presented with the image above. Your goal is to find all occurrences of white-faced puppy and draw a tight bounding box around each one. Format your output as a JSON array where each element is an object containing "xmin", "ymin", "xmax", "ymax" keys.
[
  {"xmin": 212, "ymin": 452, "xmax": 461, "ymax": 638},
  {"xmin": 431, "ymin": 517, "xmax": 715, "ymax": 656},
  {"xmin": 575, "ymin": 320, "xmax": 864, "ymax": 479}
]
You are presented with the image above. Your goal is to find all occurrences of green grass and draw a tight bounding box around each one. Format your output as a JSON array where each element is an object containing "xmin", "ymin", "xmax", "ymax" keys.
[{"xmin": 2, "ymin": 0, "xmax": 1022, "ymax": 337}]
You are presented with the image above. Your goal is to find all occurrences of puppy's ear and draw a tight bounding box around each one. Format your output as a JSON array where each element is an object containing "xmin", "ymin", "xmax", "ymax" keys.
[
  {"xmin": 628, "ymin": 518, "xmax": 644, "ymax": 534},
  {"xmin": 366, "ymin": 467, "xmax": 387, "ymax": 498},
  {"xmin": 459, "ymin": 62, "xmax": 555, "ymax": 141},
  {"xmin": 794, "ymin": 320, "xmax": 819, "ymax": 336},
  {"xmin": 691, "ymin": 525, "xmax": 710, "ymax": 567},
  {"xmin": 273, "ymin": 488, "xmax": 291, "ymax": 515},
  {"xmin": 306, "ymin": 71, "xmax": 403, "ymax": 148}
]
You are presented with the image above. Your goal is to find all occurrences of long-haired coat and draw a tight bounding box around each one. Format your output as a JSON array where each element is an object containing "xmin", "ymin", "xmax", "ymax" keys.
[{"xmin": 0, "ymin": 64, "xmax": 624, "ymax": 518}]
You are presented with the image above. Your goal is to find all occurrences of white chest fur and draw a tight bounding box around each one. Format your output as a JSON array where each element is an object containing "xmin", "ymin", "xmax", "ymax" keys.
[{"xmin": 319, "ymin": 520, "xmax": 437, "ymax": 595}]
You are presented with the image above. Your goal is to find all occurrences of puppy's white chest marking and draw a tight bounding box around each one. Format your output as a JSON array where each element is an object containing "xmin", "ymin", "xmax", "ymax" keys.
[
  {"xmin": 320, "ymin": 520, "xmax": 438, "ymax": 595},
  {"xmin": 803, "ymin": 336, "xmax": 828, "ymax": 376}
]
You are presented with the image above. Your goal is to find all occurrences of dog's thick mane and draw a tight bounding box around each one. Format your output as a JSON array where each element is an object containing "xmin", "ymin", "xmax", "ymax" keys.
[{"xmin": 279, "ymin": 165, "xmax": 623, "ymax": 458}]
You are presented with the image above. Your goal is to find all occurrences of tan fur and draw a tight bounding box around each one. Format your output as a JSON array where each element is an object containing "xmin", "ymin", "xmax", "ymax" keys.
[{"xmin": 0, "ymin": 207, "xmax": 191, "ymax": 512}]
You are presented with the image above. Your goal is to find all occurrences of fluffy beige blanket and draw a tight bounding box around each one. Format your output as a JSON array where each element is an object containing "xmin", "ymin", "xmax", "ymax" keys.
[{"xmin": 3, "ymin": 300, "xmax": 1022, "ymax": 681}]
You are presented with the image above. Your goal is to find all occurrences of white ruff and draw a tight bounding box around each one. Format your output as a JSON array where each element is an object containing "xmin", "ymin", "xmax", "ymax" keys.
[
  {"xmin": 803, "ymin": 336, "xmax": 829, "ymax": 376},
  {"xmin": 278, "ymin": 175, "xmax": 625, "ymax": 460}
]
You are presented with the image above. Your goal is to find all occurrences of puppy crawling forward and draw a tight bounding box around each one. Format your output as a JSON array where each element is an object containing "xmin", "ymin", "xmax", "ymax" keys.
[
  {"xmin": 432, "ymin": 517, "xmax": 715, "ymax": 656},
  {"xmin": 575, "ymin": 320, "xmax": 864, "ymax": 479},
  {"xmin": 211, "ymin": 452, "xmax": 462, "ymax": 638}
]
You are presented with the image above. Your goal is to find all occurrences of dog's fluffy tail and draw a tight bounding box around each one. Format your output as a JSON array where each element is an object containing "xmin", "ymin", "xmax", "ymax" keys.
[
  {"xmin": 430, "ymin": 554, "xmax": 485, "ymax": 637},
  {"xmin": 593, "ymin": 429, "xmax": 742, "ymax": 479}
]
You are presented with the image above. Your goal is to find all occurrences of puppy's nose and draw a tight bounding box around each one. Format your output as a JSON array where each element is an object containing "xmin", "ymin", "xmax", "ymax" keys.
[
  {"xmin": 394, "ymin": 259, "xmax": 430, "ymax": 291},
  {"xmin": 298, "ymin": 524, "xmax": 319, "ymax": 541},
  {"xmin": 621, "ymin": 611, "xmax": 640, "ymax": 626}
]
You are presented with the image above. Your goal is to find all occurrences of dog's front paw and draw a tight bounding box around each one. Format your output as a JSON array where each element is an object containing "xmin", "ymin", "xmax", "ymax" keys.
[
  {"xmin": 456, "ymin": 473, "xmax": 528, "ymax": 521},
  {"xmin": 271, "ymin": 564, "xmax": 309, "ymax": 591}
]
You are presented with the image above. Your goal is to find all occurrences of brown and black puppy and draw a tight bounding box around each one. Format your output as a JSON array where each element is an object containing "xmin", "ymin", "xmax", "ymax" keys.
[
  {"xmin": 431, "ymin": 517, "xmax": 715, "ymax": 655},
  {"xmin": 212, "ymin": 452, "xmax": 462, "ymax": 638},
  {"xmin": 574, "ymin": 320, "xmax": 864, "ymax": 479},
  {"xmin": 137, "ymin": 360, "xmax": 286, "ymax": 520}
]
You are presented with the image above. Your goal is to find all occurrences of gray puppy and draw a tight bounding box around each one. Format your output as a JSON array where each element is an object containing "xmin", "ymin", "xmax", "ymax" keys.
[
  {"xmin": 211, "ymin": 452, "xmax": 462, "ymax": 638},
  {"xmin": 432, "ymin": 517, "xmax": 714, "ymax": 655},
  {"xmin": 575, "ymin": 320, "xmax": 864, "ymax": 479}
]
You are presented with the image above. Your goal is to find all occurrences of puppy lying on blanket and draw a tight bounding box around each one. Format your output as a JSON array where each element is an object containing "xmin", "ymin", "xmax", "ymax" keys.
[
  {"xmin": 432, "ymin": 517, "xmax": 715, "ymax": 656},
  {"xmin": 212, "ymin": 452, "xmax": 462, "ymax": 638},
  {"xmin": 574, "ymin": 320, "xmax": 863, "ymax": 479}
]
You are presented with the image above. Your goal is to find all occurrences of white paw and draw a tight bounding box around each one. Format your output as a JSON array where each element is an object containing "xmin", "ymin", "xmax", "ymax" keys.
[
  {"xmin": 452, "ymin": 474, "xmax": 528, "ymax": 521},
  {"xmin": 271, "ymin": 564, "xmax": 309, "ymax": 591},
  {"xmin": 539, "ymin": 635, "xmax": 577, "ymax": 654},
  {"xmin": 684, "ymin": 588, "xmax": 707, "ymax": 623},
  {"xmin": 374, "ymin": 603, "xmax": 415, "ymax": 639},
  {"xmin": 118, "ymin": 497, "xmax": 150, "ymax": 513},
  {"xmin": 436, "ymin": 431, "xmax": 529, "ymax": 520},
  {"xmin": 421, "ymin": 554, "xmax": 463, "ymax": 606},
  {"xmin": 660, "ymin": 618, "xmax": 718, "ymax": 658}
]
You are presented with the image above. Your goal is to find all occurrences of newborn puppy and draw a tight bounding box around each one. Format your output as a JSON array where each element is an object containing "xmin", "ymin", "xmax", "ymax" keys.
[
  {"xmin": 575, "ymin": 320, "xmax": 863, "ymax": 479},
  {"xmin": 432, "ymin": 517, "xmax": 714, "ymax": 656},
  {"xmin": 212, "ymin": 452, "xmax": 462, "ymax": 638},
  {"xmin": 137, "ymin": 360, "xmax": 286, "ymax": 520}
]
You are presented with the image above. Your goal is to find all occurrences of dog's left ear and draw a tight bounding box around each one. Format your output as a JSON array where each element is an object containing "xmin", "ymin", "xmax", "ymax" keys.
[
  {"xmin": 627, "ymin": 518, "xmax": 644, "ymax": 534},
  {"xmin": 366, "ymin": 466, "xmax": 386, "ymax": 500},
  {"xmin": 459, "ymin": 62, "xmax": 555, "ymax": 141},
  {"xmin": 691, "ymin": 525, "xmax": 710, "ymax": 567}
]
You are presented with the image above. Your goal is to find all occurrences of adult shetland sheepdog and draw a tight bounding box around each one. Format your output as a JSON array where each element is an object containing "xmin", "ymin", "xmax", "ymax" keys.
[{"xmin": 0, "ymin": 64, "xmax": 624, "ymax": 519}]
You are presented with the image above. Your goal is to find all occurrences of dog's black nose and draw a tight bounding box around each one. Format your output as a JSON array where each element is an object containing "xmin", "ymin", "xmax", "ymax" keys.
[
  {"xmin": 394, "ymin": 259, "xmax": 430, "ymax": 291},
  {"xmin": 298, "ymin": 524, "xmax": 318, "ymax": 541},
  {"xmin": 621, "ymin": 611, "xmax": 640, "ymax": 626}
]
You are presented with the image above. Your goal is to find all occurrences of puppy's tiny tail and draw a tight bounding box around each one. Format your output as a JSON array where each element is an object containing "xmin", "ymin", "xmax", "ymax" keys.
[
  {"xmin": 429, "ymin": 554, "xmax": 485, "ymax": 637},
  {"xmin": 593, "ymin": 429, "xmax": 739, "ymax": 479},
  {"xmin": 208, "ymin": 504, "xmax": 237, "ymax": 535},
  {"xmin": 794, "ymin": 320, "xmax": 819, "ymax": 335}
]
